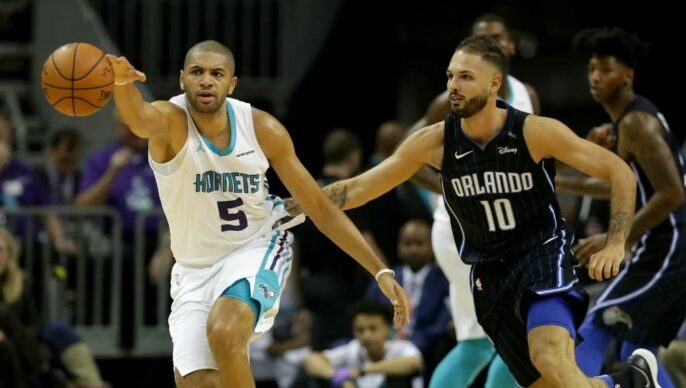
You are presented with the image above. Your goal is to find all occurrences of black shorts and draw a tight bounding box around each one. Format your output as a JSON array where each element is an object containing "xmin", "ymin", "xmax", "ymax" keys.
[
  {"xmin": 471, "ymin": 233, "xmax": 589, "ymax": 387},
  {"xmin": 590, "ymin": 230, "xmax": 686, "ymax": 346}
]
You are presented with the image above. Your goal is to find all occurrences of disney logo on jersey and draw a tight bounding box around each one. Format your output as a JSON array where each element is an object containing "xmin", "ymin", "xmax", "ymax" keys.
[
  {"xmin": 451, "ymin": 171, "xmax": 533, "ymax": 197},
  {"xmin": 497, "ymin": 147, "xmax": 517, "ymax": 155}
]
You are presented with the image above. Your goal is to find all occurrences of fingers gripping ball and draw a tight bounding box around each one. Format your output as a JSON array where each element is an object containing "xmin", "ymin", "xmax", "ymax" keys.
[{"xmin": 41, "ymin": 43, "xmax": 114, "ymax": 117}]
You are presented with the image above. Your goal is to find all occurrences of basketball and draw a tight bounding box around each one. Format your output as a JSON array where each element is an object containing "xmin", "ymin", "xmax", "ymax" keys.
[{"xmin": 41, "ymin": 42, "xmax": 114, "ymax": 117}]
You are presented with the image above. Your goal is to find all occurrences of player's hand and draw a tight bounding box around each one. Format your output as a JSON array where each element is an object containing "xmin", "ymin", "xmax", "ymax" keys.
[
  {"xmin": 105, "ymin": 54, "xmax": 146, "ymax": 85},
  {"xmin": 586, "ymin": 123, "xmax": 615, "ymax": 150},
  {"xmin": 587, "ymin": 239, "xmax": 625, "ymax": 281},
  {"xmin": 377, "ymin": 273, "xmax": 410, "ymax": 328},
  {"xmin": 574, "ymin": 233, "xmax": 606, "ymax": 265}
]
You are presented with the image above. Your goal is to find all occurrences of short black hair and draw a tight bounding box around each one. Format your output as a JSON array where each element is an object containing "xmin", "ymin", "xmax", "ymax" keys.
[
  {"xmin": 573, "ymin": 28, "xmax": 650, "ymax": 69},
  {"xmin": 473, "ymin": 13, "xmax": 508, "ymax": 30},
  {"xmin": 322, "ymin": 128, "xmax": 361, "ymax": 165},
  {"xmin": 349, "ymin": 299, "xmax": 394, "ymax": 326},
  {"xmin": 49, "ymin": 127, "xmax": 82, "ymax": 150},
  {"xmin": 455, "ymin": 35, "xmax": 508, "ymax": 74},
  {"xmin": 184, "ymin": 40, "xmax": 235, "ymax": 74}
]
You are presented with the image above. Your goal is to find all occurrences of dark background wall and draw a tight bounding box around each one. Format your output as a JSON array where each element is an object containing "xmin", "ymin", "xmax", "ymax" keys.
[{"xmin": 265, "ymin": 0, "xmax": 678, "ymax": 195}]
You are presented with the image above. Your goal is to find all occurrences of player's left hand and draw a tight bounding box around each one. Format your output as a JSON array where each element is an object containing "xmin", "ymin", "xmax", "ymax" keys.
[
  {"xmin": 587, "ymin": 239, "xmax": 625, "ymax": 281},
  {"xmin": 377, "ymin": 273, "xmax": 410, "ymax": 328},
  {"xmin": 574, "ymin": 233, "xmax": 606, "ymax": 265}
]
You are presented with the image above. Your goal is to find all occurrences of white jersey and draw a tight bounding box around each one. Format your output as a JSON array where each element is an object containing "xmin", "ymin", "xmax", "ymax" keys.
[
  {"xmin": 149, "ymin": 94, "xmax": 289, "ymax": 267},
  {"xmin": 434, "ymin": 74, "xmax": 534, "ymax": 223}
]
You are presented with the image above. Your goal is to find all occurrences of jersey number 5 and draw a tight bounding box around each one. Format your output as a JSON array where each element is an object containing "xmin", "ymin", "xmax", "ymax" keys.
[
  {"xmin": 217, "ymin": 199, "xmax": 248, "ymax": 231},
  {"xmin": 479, "ymin": 199, "xmax": 516, "ymax": 231}
]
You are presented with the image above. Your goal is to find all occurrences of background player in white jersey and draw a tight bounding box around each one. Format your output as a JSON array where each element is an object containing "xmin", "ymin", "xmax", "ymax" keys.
[
  {"xmin": 104, "ymin": 40, "xmax": 409, "ymax": 388},
  {"xmin": 411, "ymin": 15, "xmax": 539, "ymax": 387}
]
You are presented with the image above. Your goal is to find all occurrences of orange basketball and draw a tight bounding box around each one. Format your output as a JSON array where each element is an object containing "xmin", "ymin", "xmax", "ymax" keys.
[{"xmin": 41, "ymin": 43, "xmax": 114, "ymax": 117}]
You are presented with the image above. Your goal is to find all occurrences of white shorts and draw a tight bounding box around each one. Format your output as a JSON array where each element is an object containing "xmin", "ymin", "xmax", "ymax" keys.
[
  {"xmin": 431, "ymin": 216, "xmax": 486, "ymax": 341},
  {"xmin": 168, "ymin": 230, "xmax": 294, "ymax": 376}
]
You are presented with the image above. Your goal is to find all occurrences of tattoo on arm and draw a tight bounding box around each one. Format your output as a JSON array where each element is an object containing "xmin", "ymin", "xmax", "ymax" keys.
[
  {"xmin": 607, "ymin": 212, "xmax": 632, "ymax": 241},
  {"xmin": 323, "ymin": 183, "xmax": 348, "ymax": 209}
]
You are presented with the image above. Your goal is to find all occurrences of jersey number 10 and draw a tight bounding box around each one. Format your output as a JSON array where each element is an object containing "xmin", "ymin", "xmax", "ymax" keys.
[{"xmin": 479, "ymin": 199, "xmax": 516, "ymax": 231}]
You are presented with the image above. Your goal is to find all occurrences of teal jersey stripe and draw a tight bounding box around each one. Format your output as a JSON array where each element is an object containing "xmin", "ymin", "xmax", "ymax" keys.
[
  {"xmin": 259, "ymin": 231, "xmax": 280, "ymax": 269},
  {"xmin": 199, "ymin": 100, "xmax": 238, "ymax": 156}
]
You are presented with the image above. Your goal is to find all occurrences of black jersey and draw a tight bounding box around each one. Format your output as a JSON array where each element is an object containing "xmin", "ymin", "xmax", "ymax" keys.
[
  {"xmin": 613, "ymin": 95, "xmax": 686, "ymax": 236},
  {"xmin": 440, "ymin": 101, "xmax": 569, "ymax": 264}
]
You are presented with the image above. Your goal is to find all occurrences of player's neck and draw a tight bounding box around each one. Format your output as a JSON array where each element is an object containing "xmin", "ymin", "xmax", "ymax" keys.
[
  {"xmin": 189, "ymin": 106, "xmax": 230, "ymax": 139},
  {"xmin": 460, "ymin": 103, "xmax": 507, "ymax": 147},
  {"xmin": 602, "ymin": 88, "xmax": 635, "ymax": 122}
]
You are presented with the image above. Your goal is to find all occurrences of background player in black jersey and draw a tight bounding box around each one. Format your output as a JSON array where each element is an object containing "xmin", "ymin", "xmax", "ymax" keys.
[
  {"xmin": 288, "ymin": 36, "xmax": 659, "ymax": 387},
  {"xmin": 556, "ymin": 28, "xmax": 686, "ymax": 388}
]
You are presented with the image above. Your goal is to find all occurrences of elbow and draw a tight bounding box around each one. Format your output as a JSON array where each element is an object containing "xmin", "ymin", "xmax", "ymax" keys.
[{"xmin": 666, "ymin": 187, "xmax": 686, "ymax": 210}]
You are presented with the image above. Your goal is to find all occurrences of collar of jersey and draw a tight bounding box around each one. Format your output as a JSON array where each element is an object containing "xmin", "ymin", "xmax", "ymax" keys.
[{"xmin": 199, "ymin": 100, "xmax": 237, "ymax": 156}]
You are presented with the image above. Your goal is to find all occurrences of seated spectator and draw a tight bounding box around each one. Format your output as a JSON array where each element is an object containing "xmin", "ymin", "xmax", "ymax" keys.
[
  {"xmin": 293, "ymin": 128, "xmax": 381, "ymax": 350},
  {"xmin": 34, "ymin": 128, "xmax": 83, "ymax": 206},
  {"xmin": 0, "ymin": 227, "xmax": 106, "ymax": 388},
  {"xmin": 366, "ymin": 219, "xmax": 450, "ymax": 367},
  {"xmin": 75, "ymin": 119, "xmax": 160, "ymax": 238},
  {"xmin": 302, "ymin": 300, "xmax": 423, "ymax": 388},
  {"xmin": 0, "ymin": 115, "xmax": 74, "ymax": 253}
]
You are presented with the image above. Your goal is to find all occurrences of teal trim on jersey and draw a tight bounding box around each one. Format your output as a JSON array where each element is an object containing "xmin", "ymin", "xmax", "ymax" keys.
[
  {"xmin": 218, "ymin": 231, "xmax": 284, "ymax": 330},
  {"xmin": 220, "ymin": 279, "xmax": 259, "ymax": 328},
  {"xmin": 259, "ymin": 231, "xmax": 280, "ymax": 269},
  {"xmin": 199, "ymin": 100, "xmax": 237, "ymax": 156},
  {"xmin": 251, "ymin": 231, "xmax": 282, "ymax": 320},
  {"xmin": 277, "ymin": 253, "xmax": 293, "ymax": 284},
  {"xmin": 266, "ymin": 195, "xmax": 284, "ymax": 208}
]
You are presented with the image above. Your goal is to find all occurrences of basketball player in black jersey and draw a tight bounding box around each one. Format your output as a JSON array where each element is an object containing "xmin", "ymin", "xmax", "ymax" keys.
[
  {"xmin": 290, "ymin": 36, "xmax": 660, "ymax": 387},
  {"xmin": 557, "ymin": 28, "xmax": 686, "ymax": 388}
]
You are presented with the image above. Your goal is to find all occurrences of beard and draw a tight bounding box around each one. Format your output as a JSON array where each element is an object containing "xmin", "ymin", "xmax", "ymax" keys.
[
  {"xmin": 187, "ymin": 95, "xmax": 225, "ymax": 113},
  {"xmin": 184, "ymin": 87, "xmax": 227, "ymax": 113},
  {"xmin": 451, "ymin": 92, "xmax": 488, "ymax": 118}
]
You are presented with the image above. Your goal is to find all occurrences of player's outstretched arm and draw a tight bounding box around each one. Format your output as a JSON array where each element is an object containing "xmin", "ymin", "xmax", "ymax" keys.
[
  {"xmin": 524, "ymin": 115, "xmax": 636, "ymax": 281},
  {"xmin": 106, "ymin": 55, "xmax": 182, "ymax": 140},
  {"xmin": 322, "ymin": 123, "xmax": 444, "ymax": 211},
  {"xmin": 254, "ymin": 108, "xmax": 411, "ymax": 328}
]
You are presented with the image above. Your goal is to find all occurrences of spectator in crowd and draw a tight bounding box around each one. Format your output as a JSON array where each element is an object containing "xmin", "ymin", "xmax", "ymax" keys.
[
  {"xmin": 35, "ymin": 128, "xmax": 83, "ymax": 206},
  {"xmin": 293, "ymin": 128, "xmax": 383, "ymax": 350},
  {"xmin": 303, "ymin": 300, "xmax": 423, "ymax": 388},
  {"xmin": 0, "ymin": 115, "xmax": 74, "ymax": 253},
  {"xmin": 366, "ymin": 219, "xmax": 450, "ymax": 367},
  {"xmin": 0, "ymin": 226, "xmax": 106, "ymax": 388}
]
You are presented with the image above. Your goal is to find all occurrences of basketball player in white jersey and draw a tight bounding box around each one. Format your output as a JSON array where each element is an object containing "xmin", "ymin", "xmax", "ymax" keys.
[
  {"xmin": 105, "ymin": 41, "xmax": 409, "ymax": 388},
  {"xmin": 413, "ymin": 15, "xmax": 539, "ymax": 388}
]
